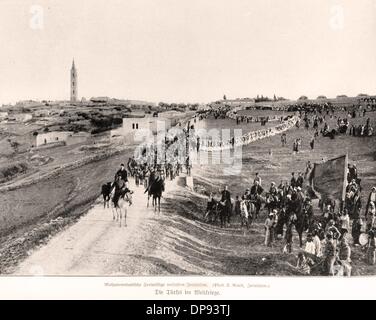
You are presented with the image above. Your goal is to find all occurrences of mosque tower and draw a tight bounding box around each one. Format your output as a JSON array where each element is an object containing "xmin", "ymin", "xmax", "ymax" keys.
[{"xmin": 70, "ymin": 59, "xmax": 78, "ymax": 102}]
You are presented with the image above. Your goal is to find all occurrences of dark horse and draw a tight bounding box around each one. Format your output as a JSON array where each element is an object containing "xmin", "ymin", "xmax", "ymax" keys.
[
  {"xmin": 204, "ymin": 199, "xmax": 220, "ymax": 224},
  {"xmin": 148, "ymin": 176, "xmax": 165, "ymax": 212},
  {"xmin": 264, "ymin": 192, "xmax": 281, "ymax": 214},
  {"xmin": 217, "ymin": 199, "xmax": 232, "ymax": 228},
  {"xmin": 101, "ymin": 182, "xmax": 112, "ymax": 208},
  {"xmin": 291, "ymin": 194, "xmax": 309, "ymax": 247}
]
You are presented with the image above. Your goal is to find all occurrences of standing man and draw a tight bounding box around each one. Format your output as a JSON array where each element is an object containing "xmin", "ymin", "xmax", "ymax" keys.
[
  {"xmin": 251, "ymin": 180, "xmax": 264, "ymax": 219},
  {"xmin": 339, "ymin": 230, "xmax": 352, "ymax": 276},
  {"xmin": 254, "ymin": 172, "xmax": 262, "ymax": 186},
  {"xmin": 264, "ymin": 212, "xmax": 275, "ymax": 247},
  {"xmin": 290, "ymin": 172, "xmax": 297, "ymax": 189},
  {"xmin": 366, "ymin": 187, "xmax": 376, "ymax": 218},
  {"xmin": 220, "ymin": 185, "xmax": 232, "ymax": 228},
  {"xmin": 310, "ymin": 136, "xmax": 315, "ymax": 150},
  {"xmin": 323, "ymin": 232, "xmax": 337, "ymax": 276},
  {"xmin": 296, "ymin": 172, "xmax": 304, "ymax": 188}
]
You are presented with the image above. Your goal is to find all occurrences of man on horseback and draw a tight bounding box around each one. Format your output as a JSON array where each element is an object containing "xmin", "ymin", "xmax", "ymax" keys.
[
  {"xmin": 269, "ymin": 182, "xmax": 278, "ymax": 196},
  {"xmin": 148, "ymin": 170, "xmax": 165, "ymax": 212},
  {"xmin": 116, "ymin": 163, "xmax": 128, "ymax": 182},
  {"xmin": 112, "ymin": 170, "xmax": 133, "ymax": 208}
]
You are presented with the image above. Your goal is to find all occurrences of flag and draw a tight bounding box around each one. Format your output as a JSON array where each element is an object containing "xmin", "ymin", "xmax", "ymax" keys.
[{"xmin": 309, "ymin": 154, "xmax": 348, "ymax": 201}]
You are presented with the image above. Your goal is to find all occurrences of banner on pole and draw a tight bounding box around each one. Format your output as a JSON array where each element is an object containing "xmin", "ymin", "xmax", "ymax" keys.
[{"xmin": 309, "ymin": 154, "xmax": 348, "ymax": 201}]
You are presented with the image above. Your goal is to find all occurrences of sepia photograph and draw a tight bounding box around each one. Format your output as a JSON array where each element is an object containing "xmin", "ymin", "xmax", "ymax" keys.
[{"xmin": 0, "ymin": 0, "xmax": 376, "ymax": 300}]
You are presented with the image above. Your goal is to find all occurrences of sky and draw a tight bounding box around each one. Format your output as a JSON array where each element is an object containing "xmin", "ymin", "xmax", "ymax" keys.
[{"xmin": 0, "ymin": 0, "xmax": 375, "ymax": 104}]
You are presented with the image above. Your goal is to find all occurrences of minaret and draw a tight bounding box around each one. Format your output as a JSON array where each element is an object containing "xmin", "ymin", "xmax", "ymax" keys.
[{"xmin": 70, "ymin": 59, "xmax": 78, "ymax": 102}]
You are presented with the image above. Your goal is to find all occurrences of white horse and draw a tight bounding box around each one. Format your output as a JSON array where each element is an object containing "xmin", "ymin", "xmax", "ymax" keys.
[{"xmin": 110, "ymin": 189, "xmax": 132, "ymax": 227}]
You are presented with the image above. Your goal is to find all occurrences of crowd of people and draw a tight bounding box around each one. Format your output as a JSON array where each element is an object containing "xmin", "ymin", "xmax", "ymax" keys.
[
  {"xmin": 198, "ymin": 115, "xmax": 298, "ymax": 151},
  {"xmin": 204, "ymin": 163, "xmax": 376, "ymax": 275},
  {"xmin": 196, "ymin": 106, "xmax": 375, "ymax": 276},
  {"xmin": 298, "ymin": 106, "xmax": 375, "ymax": 139}
]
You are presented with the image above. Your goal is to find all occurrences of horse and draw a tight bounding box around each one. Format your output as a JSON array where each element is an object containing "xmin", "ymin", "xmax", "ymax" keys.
[
  {"xmin": 149, "ymin": 176, "xmax": 165, "ymax": 212},
  {"xmin": 217, "ymin": 199, "xmax": 233, "ymax": 228},
  {"xmin": 240, "ymin": 200, "xmax": 257, "ymax": 230},
  {"xmin": 251, "ymin": 194, "xmax": 264, "ymax": 219},
  {"xmin": 264, "ymin": 193, "xmax": 280, "ymax": 214},
  {"xmin": 275, "ymin": 207, "xmax": 288, "ymax": 239},
  {"xmin": 291, "ymin": 195, "xmax": 307, "ymax": 247},
  {"xmin": 101, "ymin": 182, "xmax": 112, "ymax": 209},
  {"xmin": 145, "ymin": 172, "xmax": 156, "ymax": 208},
  {"xmin": 204, "ymin": 199, "xmax": 220, "ymax": 224},
  {"xmin": 110, "ymin": 189, "xmax": 132, "ymax": 227}
]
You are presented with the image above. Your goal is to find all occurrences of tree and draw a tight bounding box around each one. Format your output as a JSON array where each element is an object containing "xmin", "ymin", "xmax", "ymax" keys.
[
  {"xmin": 273, "ymin": 94, "xmax": 277, "ymax": 101},
  {"xmin": 223, "ymin": 94, "xmax": 227, "ymax": 100}
]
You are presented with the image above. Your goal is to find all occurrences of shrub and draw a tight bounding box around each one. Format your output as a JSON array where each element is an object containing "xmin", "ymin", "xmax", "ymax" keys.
[{"xmin": 0, "ymin": 162, "xmax": 28, "ymax": 181}]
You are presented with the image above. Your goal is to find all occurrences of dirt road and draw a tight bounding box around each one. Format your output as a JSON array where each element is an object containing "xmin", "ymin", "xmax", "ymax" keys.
[{"xmin": 13, "ymin": 178, "xmax": 184, "ymax": 276}]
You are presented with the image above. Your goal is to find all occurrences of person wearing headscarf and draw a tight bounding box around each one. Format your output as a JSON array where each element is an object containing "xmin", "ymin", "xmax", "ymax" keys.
[
  {"xmin": 366, "ymin": 202, "xmax": 376, "ymax": 232},
  {"xmin": 339, "ymin": 230, "xmax": 352, "ymax": 276},
  {"xmin": 366, "ymin": 187, "xmax": 376, "ymax": 219},
  {"xmin": 366, "ymin": 230, "xmax": 376, "ymax": 265},
  {"xmin": 269, "ymin": 182, "xmax": 278, "ymax": 196},
  {"xmin": 352, "ymin": 217, "xmax": 363, "ymax": 246},
  {"xmin": 339, "ymin": 210, "xmax": 350, "ymax": 235},
  {"xmin": 323, "ymin": 232, "xmax": 337, "ymax": 276},
  {"xmin": 264, "ymin": 212, "xmax": 276, "ymax": 247}
]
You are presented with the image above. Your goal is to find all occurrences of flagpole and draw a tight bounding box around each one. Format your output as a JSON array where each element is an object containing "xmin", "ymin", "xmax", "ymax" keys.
[{"xmin": 341, "ymin": 152, "xmax": 349, "ymax": 211}]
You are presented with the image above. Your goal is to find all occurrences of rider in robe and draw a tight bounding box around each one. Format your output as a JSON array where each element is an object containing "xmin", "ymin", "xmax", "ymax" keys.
[
  {"xmin": 251, "ymin": 180, "xmax": 264, "ymax": 196},
  {"xmin": 243, "ymin": 188, "xmax": 252, "ymax": 200},
  {"xmin": 269, "ymin": 182, "xmax": 278, "ymax": 196},
  {"xmin": 116, "ymin": 163, "xmax": 128, "ymax": 182},
  {"xmin": 112, "ymin": 164, "xmax": 133, "ymax": 207}
]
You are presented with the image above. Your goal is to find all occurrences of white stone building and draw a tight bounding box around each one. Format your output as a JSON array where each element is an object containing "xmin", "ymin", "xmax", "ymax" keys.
[{"xmin": 111, "ymin": 115, "xmax": 172, "ymax": 144}]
